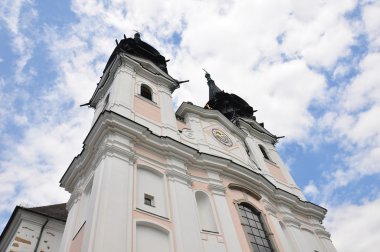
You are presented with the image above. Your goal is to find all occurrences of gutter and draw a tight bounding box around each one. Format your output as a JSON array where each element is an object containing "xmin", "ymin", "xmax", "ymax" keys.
[{"xmin": 34, "ymin": 219, "xmax": 49, "ymax": 252}]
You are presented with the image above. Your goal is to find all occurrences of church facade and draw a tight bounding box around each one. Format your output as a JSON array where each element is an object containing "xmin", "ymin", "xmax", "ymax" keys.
[{"xmin": 1, "ymin": 33, "xmax": 337, "ymax": 252}]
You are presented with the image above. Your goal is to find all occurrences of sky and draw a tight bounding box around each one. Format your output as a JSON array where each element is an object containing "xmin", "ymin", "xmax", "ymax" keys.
[{"xmin": 0, "ymin": 0, "xmax": 379, "ymax": 251}]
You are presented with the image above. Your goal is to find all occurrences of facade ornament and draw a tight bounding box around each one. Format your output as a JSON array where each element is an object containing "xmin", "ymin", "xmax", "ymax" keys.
[
  {"xmin": 314, "ymin": 228, "xmax": 331, "ymax": 238},
  {"xmin": 212, "ymin": 128, "xmax": 233, "ymax": 147},
  {"xmin": 208, "ymin": 183, "xmax": 226, "ymax": 196},
  {"xmin": 165, "ymin": 169, "xmax": 192, "ymax": 187},
  {"xmin": 181, "ymin": 128, "xmax": 195, "ymax": 139}
]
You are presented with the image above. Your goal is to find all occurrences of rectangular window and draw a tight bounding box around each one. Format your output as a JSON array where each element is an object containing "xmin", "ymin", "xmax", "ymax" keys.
[{"xmin": 144, "ymin": 194, "xmax": 155, "ymax": 207}]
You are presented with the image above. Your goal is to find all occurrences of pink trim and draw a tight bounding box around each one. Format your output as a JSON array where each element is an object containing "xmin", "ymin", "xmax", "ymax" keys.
[
  {"xmin": 176, "ymin": 120, "xmax": 187, "ymax": 130},
  {"xmin": 69, "ymin": 223, "xmax": 86, "ymax": 252},
  {"xmin": 265, "ymin": 160, "xmax": 288, "ymax": 184},
  {"xmin": 134, "ymin": 96, "xmax": 161, "ymax": 123}
]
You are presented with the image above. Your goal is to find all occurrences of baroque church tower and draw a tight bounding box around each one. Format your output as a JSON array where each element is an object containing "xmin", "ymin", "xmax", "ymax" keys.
[{"xmin": 57, "ymin": 33, "xmax": 337, "ymax": 252}]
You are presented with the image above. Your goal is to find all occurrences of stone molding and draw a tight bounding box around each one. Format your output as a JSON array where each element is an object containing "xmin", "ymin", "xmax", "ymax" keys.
[{"xmin": 282, "ymin": 216, "xmax": 301, "ymax": 228}]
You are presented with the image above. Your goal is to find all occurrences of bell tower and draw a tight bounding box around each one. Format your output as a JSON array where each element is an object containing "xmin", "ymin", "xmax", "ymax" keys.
[
  {"xmin": 89, "ymin": 32, "xmax": 180, "ymax": 139},
  {"xmin": 59, "ymin": 33, "xmax": 183, "ymax": 252}
]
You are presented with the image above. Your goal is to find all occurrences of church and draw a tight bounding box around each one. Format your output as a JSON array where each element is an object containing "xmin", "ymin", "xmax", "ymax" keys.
[{"xmin": 0, "ymin": 33, "xmax": 337, "ymax": 252}]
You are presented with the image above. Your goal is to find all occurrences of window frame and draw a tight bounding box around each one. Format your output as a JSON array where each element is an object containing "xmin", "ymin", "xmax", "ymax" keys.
[
  {"xmin": 236, "ymin": 202, "xmax": 276, "ymax": 252},
  {"xmin": 258, "ymin": 144, "xmax": 270, "ymax": 161},
  {"xmin": 144, "ymin": 193, "xmax": 155, "ymax": 207},
  {"xmin": 140, "ymin": 84, "xmax": 153, "ymax": 101}
]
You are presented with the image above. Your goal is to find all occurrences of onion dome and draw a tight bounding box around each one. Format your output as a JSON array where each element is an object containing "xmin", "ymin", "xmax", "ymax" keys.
[
  {"xmin": 204, "ymin": 71, "xmax": 254, "ymax": 121},
  {"xmin": 104, "ymin": 32, "xmax": 168, "ymax": 73}
]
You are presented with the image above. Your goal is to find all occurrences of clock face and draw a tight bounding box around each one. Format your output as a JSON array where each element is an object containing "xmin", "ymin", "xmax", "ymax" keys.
[{"xmin": 212, "ymin": 128, "xmax": 233, "ymax": 147}]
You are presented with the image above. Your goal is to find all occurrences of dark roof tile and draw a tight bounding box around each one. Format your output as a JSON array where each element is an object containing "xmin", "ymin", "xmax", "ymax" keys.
[{"xmin": 27, "ymin": 203, "xmax": 67, "ymax": 222}]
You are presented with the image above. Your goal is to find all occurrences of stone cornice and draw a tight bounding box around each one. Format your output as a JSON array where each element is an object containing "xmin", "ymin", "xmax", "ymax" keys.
[
  {"xmin": 60, "ymin": 111, "xmax": 327, "ymax": 221},
  {"xmin": 165, "ymin": 169, "xmax": 192, "ymax": 187},
  {"xmin": 314, "ymin": 228, "xmax": 331, "ymax": 238},
  {"xmin": 282, "ymin": 216, "xmax": 301, "ymax": 228},
  {"xmin": 208, "ymin": 183, "xmax": 226, "ymax": 196},
  {"xmin": 238, "ymin": 118, "xmax": 278, "ymax": 144}
]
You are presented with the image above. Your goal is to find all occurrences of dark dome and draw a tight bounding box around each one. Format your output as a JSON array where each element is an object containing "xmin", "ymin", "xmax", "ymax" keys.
[
  {"xmin": 204, "ymin": 72, "xmax": 254, "ymax": 121},
  {"xmin": 206, "ymin": 91, "xmax": 254, "ymax": 120},
  {"xmin": 104, "ymin": 33, "xmax": 168, "ymax": 73}
]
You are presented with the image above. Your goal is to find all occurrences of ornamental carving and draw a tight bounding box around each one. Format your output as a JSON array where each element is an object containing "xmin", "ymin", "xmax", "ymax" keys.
[
  {"xmin": 182, "ymin": 128, "xmax": 195, "ymax": 139},
  {"xmin": 212, "ymin": 128, "xmax": 233, "ymax": 147}
]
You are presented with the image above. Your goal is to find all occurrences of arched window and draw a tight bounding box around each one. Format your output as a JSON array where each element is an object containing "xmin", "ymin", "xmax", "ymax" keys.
[
  {"xmin": 238, "ymin": 203, "xmax": 274, "ymax": 252},
  {"xmin": 195, "ymin": 191, "xmax": 218, "ymax": 232},
  {"xmin": 141, "ymin": 84, "xmax": 152, "ymax": 101},
  {"xmin": 259, "ymin": 144, "xmax": 270, "ymax": 160}
]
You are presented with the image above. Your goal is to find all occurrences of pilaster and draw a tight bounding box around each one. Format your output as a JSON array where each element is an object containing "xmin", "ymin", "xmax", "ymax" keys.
[
  {"xmin": 81, "ymin": 143, "xmax": 135, "ymax": 252},
  {"xmin": 165, "ymin": 157, "xmax": 203, "ymax": 252},
  {"xmin": 206, "ymin": 171, "xmax": 242, "ymax": 252},
  {"xmin": 109, "ymin": 63, "xmax": 136, "ymax": 120},
  {"xmin": 58, "ymin": 202, "xmax": 80, "ymax": 252},
  {"xmin": 158, "ymin": 86, "xmax": 180, "ymax": 140}
]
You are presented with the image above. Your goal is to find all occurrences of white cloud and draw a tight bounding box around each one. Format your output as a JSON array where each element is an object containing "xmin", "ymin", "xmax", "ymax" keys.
[
  {"xmin": 304, "ymin": 180, "xmax": 319, "ymax": 200},
  {"xmin": 0, "ymin": 0, "xmax": 39, "ymax": 83},
  {"xmin": 315, "ymin": 52, "xmax": 380, "ymax": 197},
  {"xmin": 325, "ymin": 196, "xmax": 380, "ymax": 252},
  {"xmin": 341, "ymin": 53, "xmax": 380, "ymax": 113},
  {"xmin": 2, "ymin": 3, "xmax": 380, "ymax": 250},
  {"xmin": 280, "ymin": 0, "xmax": 357, "ymax": 68},
  {"xmin": 13, "ymin": 114, "xmax": 28, "ymax": 125},
  {"xmin": 362, "ymin": 1, "xmax": 380, "ymax": 48}
]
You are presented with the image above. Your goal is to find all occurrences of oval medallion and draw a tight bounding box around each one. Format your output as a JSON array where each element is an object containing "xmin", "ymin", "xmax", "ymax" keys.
[{"xmin": 212, "ymin": 128, "xmax": 233, "ymax": 147}]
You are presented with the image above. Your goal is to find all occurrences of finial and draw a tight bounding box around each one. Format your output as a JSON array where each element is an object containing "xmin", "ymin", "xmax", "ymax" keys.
[
  {"xmin": 203, "ymin": 68, "xmax": 222, "ymax": 100},
  {"xmin": 203, "ymin": 68, "xmax": 212, "ymax": 81}
]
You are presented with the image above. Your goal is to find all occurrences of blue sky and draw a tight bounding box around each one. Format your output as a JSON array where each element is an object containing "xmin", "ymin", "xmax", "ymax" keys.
[{"xmin": 1, "ymin": 0, "xmax": 380, "ymax": 251}]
